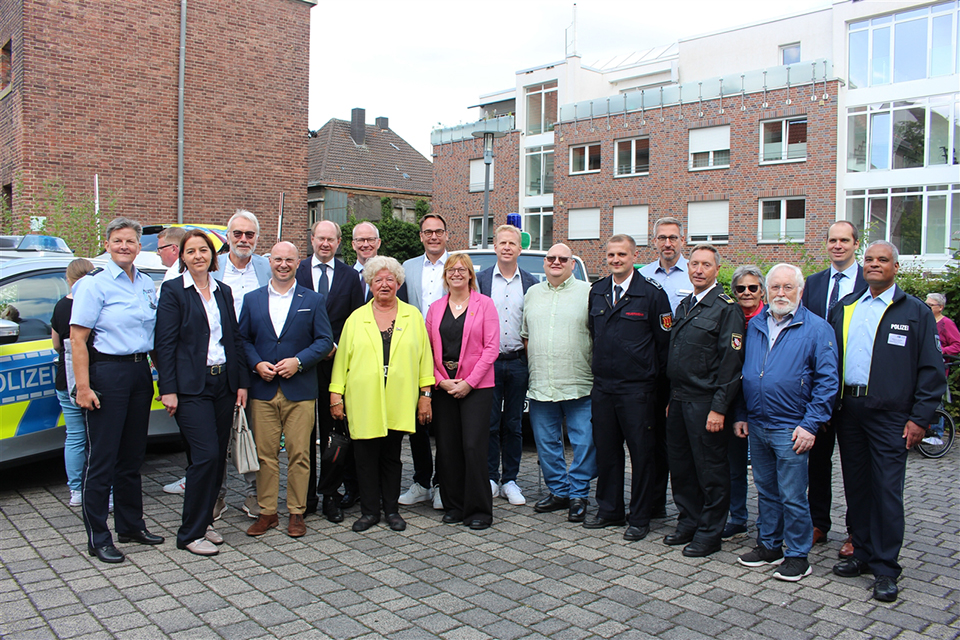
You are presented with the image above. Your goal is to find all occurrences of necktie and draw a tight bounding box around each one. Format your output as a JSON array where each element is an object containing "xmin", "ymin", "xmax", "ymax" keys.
[
  {"xmin": 318, "ymin": 263, "xmax": 329, "ymax": 296},
  {"xmin": 828, "ymin": 272, "xmax": 844, "ymax": 312},
  {"xmin": 614, "ymin": 284, "xmax": 623, "ymax": 306}
]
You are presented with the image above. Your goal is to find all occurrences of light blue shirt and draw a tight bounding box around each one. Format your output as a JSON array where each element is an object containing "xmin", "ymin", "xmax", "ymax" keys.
[
  {"xmin": 639, "ymin": 255, "xmax": 693, "ymax": 313},
  {"xmin": 71, "ymin": 259, "xmax": 157, "ymax": 355},
  {"xmin": 826, "ymin": 261, "xmax": 860, "ymax": 310},
  {"xmin": 844, "ymin": 285, "xmax": 896, "ymax": 386}
]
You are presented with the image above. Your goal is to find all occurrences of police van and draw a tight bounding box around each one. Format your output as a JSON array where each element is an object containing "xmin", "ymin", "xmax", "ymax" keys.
[{"xmin": 0, "ymin": 256, "xmax": 178, "ymax": 468}]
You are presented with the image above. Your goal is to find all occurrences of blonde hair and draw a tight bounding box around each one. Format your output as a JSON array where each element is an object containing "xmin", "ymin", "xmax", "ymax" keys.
[{"xmin": 443, "ymin": 252, "xmax": 478, "ymax": 292}]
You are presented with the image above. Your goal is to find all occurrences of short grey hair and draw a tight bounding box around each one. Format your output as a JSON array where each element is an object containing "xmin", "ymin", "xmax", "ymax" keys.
[
  {"xmin": 653, "ymin": 216, "xmax": 684, "ymax": 237},
  {"xmin": 228, "ymin": 209, "xmax": 260, "ymax": 235},
  {"xmin": 353, "ymin": 221, "xmax": 380, "ymax": 239},
  {"xmin": 312, "ymin": 219, "xmax": 342, "ymax": 239},
  {"xmin": 927, "ymin": 292, "xmax": 947, "ymax": 307},
  {"xmin": 731, "ymin": 264, "xmax": 764, "ymax": 290},
  {"xmin": 157, "ymin": 226, "xmax": 186, "ymax": 244},
  {"xmin": 690, "ymin": 243, "xmax": 720, "ymax": 265},
  {"xmin": 765, "ymin": 263, "xmax": 805, "ymax": 292},
  {"xmin": 362, "ymin": 255, "xmax": 405, "ymax": 287},
  {"xmin": 867, "ymin": 239, "xmax": 899, "ymax": 263},
  {"xmin": 105, "ymin": 217, "xmax": 142, "ymax": 240}
]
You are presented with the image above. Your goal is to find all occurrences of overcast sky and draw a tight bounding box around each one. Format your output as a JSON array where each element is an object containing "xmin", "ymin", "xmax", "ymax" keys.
[{"xmin": 308, "ymin": 0, "xmax": 831, "ymax": 159}]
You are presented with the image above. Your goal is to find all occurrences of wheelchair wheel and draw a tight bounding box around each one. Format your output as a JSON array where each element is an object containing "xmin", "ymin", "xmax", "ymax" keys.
[{"xmin": 916, "ymin": 409, "xmax": 956, "ymax": 459}]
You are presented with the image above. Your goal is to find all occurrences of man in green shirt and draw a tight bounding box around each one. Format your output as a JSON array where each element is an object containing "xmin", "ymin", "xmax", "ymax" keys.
[{"xmin": 520, "ymin": 243, "xmax": 596, "ymax": 524}]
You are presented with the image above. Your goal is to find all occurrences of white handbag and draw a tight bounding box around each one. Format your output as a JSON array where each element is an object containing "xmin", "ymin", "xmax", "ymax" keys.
[{"xmin": 232, "ymin": 406, "xmax": 260, "ymax": 475}]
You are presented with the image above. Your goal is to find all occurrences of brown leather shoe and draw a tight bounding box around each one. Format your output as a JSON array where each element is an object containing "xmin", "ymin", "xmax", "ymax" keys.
[
  {"xmin": 246, "ymin": 513, "xmax": 279, "ymax": 536},
  {"xmin": 839, "ymin": 535, "xmax": 854, "ymax": 558},
  {"xmin": 812, "ymin": 527, "xmax": 828, "ymax": 545},
  {"xmin": 288, "ymin": 513, "xmax": 306, "ymax": 538}
]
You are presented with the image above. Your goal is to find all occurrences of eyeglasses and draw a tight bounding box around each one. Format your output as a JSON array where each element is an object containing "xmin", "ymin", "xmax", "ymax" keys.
[
  {"xmin": 655, "ymin": 235, "xmax": 681, "ymax": 243},
  {"xmin": 232, "ymin": 230, "xmax": 256, "ymax": 240},
  {"xmin": 353, "ymin": 237, "xmax": 378, "ymax": 244},
  {"xmin": 768, "ymin": 284, "xmax": 796, "ymax": 294},
  {"xmin": 420, "ymin": 229, "xmax": 446, "ymax": 237},
  {"xmin": 271, "ymin": 257, "xmax": 297, "ymax": 265},
  {"xmin": 446, "ymin": 267, "xmax": 468, "ymax": 275},
  {"xmin": 735, "ymin": 284, "xmax": 760, "ymax": 293},
  {"xmin": 545, "ymin": 256, "xmax": 570, "ymax": 264},
  {"xmin": 157, "ymin": 243, "xmax": 176, "ymax": 252}
]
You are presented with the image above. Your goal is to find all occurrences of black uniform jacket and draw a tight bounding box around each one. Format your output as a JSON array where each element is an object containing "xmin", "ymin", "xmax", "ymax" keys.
[
  {"xmin": 666, "ymin": 284, "xmax": 745, "ymax": 414},
  {"xmin": 831, "ymin": 285, "xmax": 945, "ymax": 425},
  {"xmin": 589, "ymin": 270, "xmax": 672, "ymax": 395}
]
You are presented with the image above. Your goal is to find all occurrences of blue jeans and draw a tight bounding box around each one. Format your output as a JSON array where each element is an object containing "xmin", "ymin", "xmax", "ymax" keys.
[
  {"xmin": 488, "ymin": 357, "xmax": 528, "ymax": 483},
  {"xmin": 57, "ymin": 388, "xmax": 85, "ymax": 491},
  {"xmin": 727, "ymin": 428, "xmax": 749, "ymax": 526},
  {"xmin": 528, "ymin": 397, "xmax": 596, "ymax": 499},
  {"xmin": 750, "ymin": 423, "xmax": 812, "ymax": 557}
]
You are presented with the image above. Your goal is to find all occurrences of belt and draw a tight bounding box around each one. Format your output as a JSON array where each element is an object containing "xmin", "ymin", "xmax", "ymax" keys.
[
  {"xmin": 497, "ymin": 350, "xmax": 524, "ymax": 361},
  {"xmin": 843, "ymin": 385, "xmax": 868, "ymax": 398},
  {"xmin": 443, "ymin": 361, "xmax": 459, "ymax": 371},
  {"xmin": 94, "ymin": 352, "xmax": 148, "ymax": 363},
  {"xmin": 208, "ymin": 364, "xmax": 226, "ymax": 376}
]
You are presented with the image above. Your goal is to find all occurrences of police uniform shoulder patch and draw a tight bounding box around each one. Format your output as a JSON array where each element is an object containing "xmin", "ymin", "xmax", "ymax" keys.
[
  {"xmin": 644, "ymin": 276, "xmax": 663, "ymax": 290},
  {"xmin": 719, "ymin": 293, "xmax": 736, "ymax": 304},
  {"xmin": 660, "ymin": 313, "xmax": 672, "ymax": 331},
  {"xmin": 731, "ymin": 333, "xmax": 743, "ymax": 350}
]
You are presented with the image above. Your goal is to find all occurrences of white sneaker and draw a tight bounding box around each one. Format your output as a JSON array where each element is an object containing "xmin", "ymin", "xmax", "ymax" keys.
[
  {"xmin": 490, "ymin": 479, "xmax": 500, "ymax": 498},
  {"xmin": 500, "ymin": 481, "xmax": 526, "ymax": 505},
  {"xmin": 432, "ymin": 486, "xmax": 444, "ymax": 510},
  {"xmin": 184, "ymin": 538, "xmax": 219, "ymax": 556},
  {"xmin": 398, "ymin": 482, "xmax": 432, "ymax": 505},
  {"xmin": 205, "ymin": 525, "xmax": 224, "ymax": 545},
  {"xmin": 922, "ymin": 436, "xmax": 944, "ymax": 446},
  {"xmin": 69, "ymin": 489, "xmax": 82, "ymax": 507},
  {"xmin": 163, "ymin": 476, "xmax": 187, "ymax": 495}
]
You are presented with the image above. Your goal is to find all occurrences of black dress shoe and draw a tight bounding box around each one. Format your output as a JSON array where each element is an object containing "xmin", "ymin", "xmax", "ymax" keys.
[
  {"xmin": 873, "ymin": 575, "xmax": 898, "ymax": 602},
  {"xmin": 352, "ymin": 514, "xmax": 380, "ymax": 532},
  {"xmin": 468, "ymin": 519, "xmax": 490, "ymax": 530},
  {"xmin": 340, "ymin": 490, "xmax": 359, "ymax": 509},
  {"xmin": 116, "ymin": 530, "xmax": 164, "ymax": 545},
  {"xmin": 682, "ymin": 540, "xmax": 722, "ymax": 557},
  {"xmin": 624, "ymin": 525, "xmax": 650, "ymax": 541},
  {"xmin": 385, "ymin": 513, "xmax": 406, "ymax": 531},
  {"xmin": 322, "ymin": 496, "xmax": 344, "ymax": 523},
  {"xmin": 534, "ymin": 494, "xmax": 569, "ymax": 513},
  {"xmin": 833, "ymin": 556, "xmax": 872, "ymax": 577},
  {"xmin": 442, "ymin": 511, "xmax": 463, "ymax": 524},
  {"xmin": 88, "ymin": 545, "xmax": 125, "ymax": 563},
  {"xmin": 568, "ymin": 498, "xmax": 588, "ymax": 523},
  {"xmin": 583, "ymin": 516, "xmax": 626, "ymax": 529},
  {"xmin": 663, "ymin": 530, "xmax": 695, "ymax": 546}
]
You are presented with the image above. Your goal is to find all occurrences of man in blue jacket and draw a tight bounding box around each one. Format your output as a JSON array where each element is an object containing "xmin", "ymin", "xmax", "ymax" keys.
[{"xmin": 734, "ymin": 264, "xmax": 838, "ymax": 583}]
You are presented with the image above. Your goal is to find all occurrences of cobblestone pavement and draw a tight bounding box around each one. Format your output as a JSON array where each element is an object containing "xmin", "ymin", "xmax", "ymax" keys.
[{"xmin": 1, "ymin": 440, "xmax": 957, "ymax": 640}]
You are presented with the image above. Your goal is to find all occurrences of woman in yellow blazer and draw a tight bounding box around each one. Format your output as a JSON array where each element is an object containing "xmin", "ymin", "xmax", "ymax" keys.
[{"xmin": 330, "ymin": 256, "xmax": 435, "ymax": 533}]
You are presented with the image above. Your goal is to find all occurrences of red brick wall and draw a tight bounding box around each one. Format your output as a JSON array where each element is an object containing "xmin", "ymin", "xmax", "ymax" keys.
[
  {"xmin": 4, "ymin": 0, "xmax": 310, "ymax": 246},
  {"xmin": 0, "ymin": 0, "xmax": 23, "ymax": 199}
]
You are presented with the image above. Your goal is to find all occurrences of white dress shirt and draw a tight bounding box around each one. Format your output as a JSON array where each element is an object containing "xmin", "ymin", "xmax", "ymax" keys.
[
  {"xmin": 612, "ymin": 270, "xmax": 634, "ymax": 304},
  {"xmin": 311, "ymin": 255, "xmax": 336, "ymax": 293},
  {"xmin": 267, "ymin": 280, "xmax": 296, "ymax": 338},
  {"xmin": 223, "ymin": 258, "xmax": 261, "ymax": 319},
  {"xmin": 353, "ymin": 260, "xmax": 368, "ymax": 298},
  {"xmin": 826, "ymin": 261, "xmax": 860, "ymax": 309},
  {"xmin": 183, "ymin": 271, "xmax": 226, "ymax": 366},
  {"xmin": 490, "ymin": 264, "xmax": 524, "ymax": 354},
  {"xmin": 420, "ymin": 251, "xmax": 448, "ymax": 316}
]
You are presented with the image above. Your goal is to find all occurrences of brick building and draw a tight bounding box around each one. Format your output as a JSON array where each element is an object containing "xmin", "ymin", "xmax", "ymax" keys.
[{"xmin": 0, "ymin": 0, "xmax": 314, "ymax": 246}]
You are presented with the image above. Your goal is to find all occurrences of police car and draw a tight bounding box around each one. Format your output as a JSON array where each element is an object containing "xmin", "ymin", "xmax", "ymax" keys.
[{"xmin": 0, "ymin": 256, "xmax": 178, "ymax": 468}]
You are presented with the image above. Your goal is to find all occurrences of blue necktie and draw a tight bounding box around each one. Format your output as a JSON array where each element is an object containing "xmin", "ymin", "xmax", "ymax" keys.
[
  {"xmin": 318, "ymin": 263, "xmax": 329, "ymax": 296},
  {"xmin": 614, "ymin": 284, "xmax": 623, "ymax": 306},
  {"xmin": 828, "ymin": 272, "xmax": 844, "ymax": 312}
]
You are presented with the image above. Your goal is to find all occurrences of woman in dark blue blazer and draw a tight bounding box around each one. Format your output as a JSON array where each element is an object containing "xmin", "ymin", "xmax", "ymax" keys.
[{"xmin": 156, "ymin": 229, "xmax": 248, "ymax": 556}]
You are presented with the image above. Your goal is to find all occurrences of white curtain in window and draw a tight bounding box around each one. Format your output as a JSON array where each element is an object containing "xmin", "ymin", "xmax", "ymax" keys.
[
  {"xmin": 469, "ymin": 159, "xmax": 493, "ymax": 192},
  {"xmin": 613, "ymin": 205, "xmax": 649, "ymax": 245},
  {"xmin": 688, "ymin": 201, "xmax": 729, "ymax": 238},
  {"xmin": 689, "ymin": 126, "xmax": 730, "ymax": 153},
  {"xmin": 568, "ymin": 208, "xmax": 601, "ymax": 240}
]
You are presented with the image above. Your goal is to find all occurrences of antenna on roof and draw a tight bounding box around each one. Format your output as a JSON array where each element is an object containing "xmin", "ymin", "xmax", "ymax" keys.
[{"xmin": 565, "ymin": 3, "xmax": 577, "ymax": 58}]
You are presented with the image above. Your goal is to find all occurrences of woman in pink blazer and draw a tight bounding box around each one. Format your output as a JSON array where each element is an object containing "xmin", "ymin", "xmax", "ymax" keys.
[{"xmin": 425, "ymin": 253, "xmax": 500, "ymax": 529}]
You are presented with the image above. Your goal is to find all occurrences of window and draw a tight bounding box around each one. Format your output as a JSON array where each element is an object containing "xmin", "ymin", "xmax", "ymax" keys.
[
  {"xmin": 846, "ymin": 185, "xmax": 960, "ymax": 255},
  {"xmin": 526, "ymin": 81, "xmax": 558, "ymax": 135},
  {"xmin": 846, "ymin": 96, "xmax": 959, "ymax": 172},
  {"xmin": 524, "ymin": 207, "xmax": 553, "ymax": 250},
  {"xmin": 469, "ymin": 158, "xmax": 494, "ymax": 192},
  {"xmin": 780, "ymin": 43, "xmax": 801, "ymax": 66},
  {"xmin": 687, "ymin": 201, "xmax": 729, "ymax": 243},
  {"xmin": 689, "ymin": 126, "xmax": 730, "ymax": 170},
  {"xmin": 615, "ymin": 137, "xmax": 650, "ymax": 176},
  {"xmin": 308, "ymin": 201, "xmax": 321, "ymax": 227},
  {"xmin": 2, "ymin": 184, "xmax": 11, "ymax": 214},
  {"xmin": 567, "ymin": 208, "xmax": 600, "ymax": 240},
  {"xmin": 760, "ymin": 199, "xmax": 806, "ymax": 242},
  {"xmin": 525, "ymin": 146, "xmax": 554, "ymax": 196},
  {"xmin": 1, "ymin": 41, "xmax": 10, "ymax": 93},
  {"xmin": 761, "ymin": 118, "xmax": 807, "ymax": 163},
  {"xmin": 569, "ymin": 144, "xmax": 601, "ymax": 174},
  {"xmin": 848, "ymin": 3, "xmax": 958, "ymax": 89},
  {"xmin": 613, "ymin": 205, "xmax": 649, "ymax": 245},
  {"xmin": 0, "ymin": 272, "xmax": 70, "ymax": 342},
  {"xmin": 469, "ymin": 217, "xmax": 494, "ymax": 248}
]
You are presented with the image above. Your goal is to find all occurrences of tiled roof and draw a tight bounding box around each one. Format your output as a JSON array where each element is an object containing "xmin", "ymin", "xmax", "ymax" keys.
[{"xmin": 309, "ymin": 119, "xmax": 433, "ymax": 196}]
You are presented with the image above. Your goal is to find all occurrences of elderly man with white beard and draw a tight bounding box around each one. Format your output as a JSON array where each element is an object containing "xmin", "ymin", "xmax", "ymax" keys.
[{"xmin": 734, "ymin": 263, "xmax": 838, "ymax": 582}]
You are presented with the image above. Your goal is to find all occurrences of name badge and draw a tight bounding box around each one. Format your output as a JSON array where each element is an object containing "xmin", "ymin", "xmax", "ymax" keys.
[{"xmin": 887, "ymin": 333, "xmax": 907, "ymax": 347}]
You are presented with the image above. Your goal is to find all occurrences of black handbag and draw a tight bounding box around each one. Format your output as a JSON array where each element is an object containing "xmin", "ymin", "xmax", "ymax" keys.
[{"xmin": 321, "ymin": 420, "xmax": 350, "ymax": 467}]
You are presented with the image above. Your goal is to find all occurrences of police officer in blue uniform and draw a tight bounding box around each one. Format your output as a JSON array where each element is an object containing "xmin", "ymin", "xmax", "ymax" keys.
[{"xmin": 71, "ymin": 217, "xmax": 164, "ymax": 563}]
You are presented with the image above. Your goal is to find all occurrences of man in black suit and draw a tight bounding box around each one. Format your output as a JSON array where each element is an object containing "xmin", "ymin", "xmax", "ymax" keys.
[
  {"xmin": 351, "ymin": 221, "xmax": 381, "ymax": 302},
  {"xmin": 800, "ymin": 220, "xmax": 867, "ymax": 556},
  {"xmin": 477, "ymin": 225, "xmax": 538, "ymax": 507},
  {"xmin": 295, "ymin": 220, "xmax": 364, "ymax": 522}
]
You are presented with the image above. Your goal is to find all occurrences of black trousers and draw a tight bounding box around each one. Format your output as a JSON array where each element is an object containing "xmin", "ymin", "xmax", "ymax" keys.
[
  {"xmin": 434, "ymin": 388, "xmax": 494, "ymax": 525},
  {"xmin": 807, "ymin": 419, "xmax": 837, "ymax": 533},
  {"xmin": 592, "ymin": 388, "xmax": 655, "ymax": 527},
  {"xmin": 307, "ymin": 359, "xmax": 359, "ymax": 512},
  {"xmin": 835, "ymin": 397, "xmax": 909, "ymax": 579},
  {"xmin": 409, "ymin": 419, "xmax": 435, "ymax": 489},
  {"xmin": 651, "ymin": 379, "xmax": 671, "ymax": 514},
  {"xmin": 175, "ymin": 371, "xmax": 233, "ymax": 547},
  {"xmin": 81, "ymin": 359, "xmax": 153, "ymax": 550},
  {"xmin": 353, "ymin": 430, "xmax": 404, "ymax": 517},
  {"xmin": 666, "ymin": 399, "xmax": 730, "ymax": 544}
]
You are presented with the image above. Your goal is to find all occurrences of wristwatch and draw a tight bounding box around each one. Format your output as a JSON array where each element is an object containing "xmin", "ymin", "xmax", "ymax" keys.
[
  {"xmin": 419, "ymin": 389, "xmax": 432, "ymax": 398},
  {"xmin": 296, "ymin": 357, "xmax": 303, "ymax": 373}
]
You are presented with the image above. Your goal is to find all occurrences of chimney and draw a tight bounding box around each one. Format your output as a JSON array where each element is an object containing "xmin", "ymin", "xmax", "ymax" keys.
[
  {"xmin": 375, "ymin": 117, "xmax": 389, "ymax": 130},
  {"xmin": 350, "ymin": 108, "xmax": 366, "ymax": 145}
]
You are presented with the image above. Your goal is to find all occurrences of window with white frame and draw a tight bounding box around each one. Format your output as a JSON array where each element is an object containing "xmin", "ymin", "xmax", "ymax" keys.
[
  {"xmin": 524, "ymin": 207, "xmax": 553, "ymax": 250},
  {"xmin": 760, "ymin": 198, "xmax": 806, "ymax": 242},
  {"xmin": 848, "ymin": 3, "xmax": 958, "ymax": 89},
  {"xmin": 613, "ymin": 205, "xmax": 649, "ymax": 245},
  {"xmin": 567, "ymin": 208, "xmax": 600, "ymax": 240},
  {"xmin": 689, "ymin": 126, "xmax": 730, "ymax": 170},
  {"xmin": 526, "ymin": 81, "xmax": 558, "ymax": 135},
  {"xmin": 569, "ymin": 143, "xmax": 601, "ymax": 174},
  {"xmin": 469, "ymin": 158, "xmax": 494, "ymax": 192},
  {"xmin": 469, "ymin": 217, "xmax": 494, "ymax": 248},
  {"xmin": 525, "ymin": 146, "xmax": 555, "ymax": 196},
  {"xmin": 761, "ymin": 117, "xmax": 807, "ymax": 163},
  {"xmin": 688, "ymin": 201, "xmax": 729, "ymax": 243},
  {"xmin": 615, "ymin": 137, "xmax": 650, "ymax": 176},
  {"xmin": 780, "ymin": 43, "xmax": 801, "ymax": 66},
  {"xmin": 846, "ymin": 184, "xmax": 960, "ymax": 256}
]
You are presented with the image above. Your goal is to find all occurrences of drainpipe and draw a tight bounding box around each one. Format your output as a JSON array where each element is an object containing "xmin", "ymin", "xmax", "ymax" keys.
[{"xmin": 177, "ymin": 0, "xmax": 186, "ymax": 223}]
